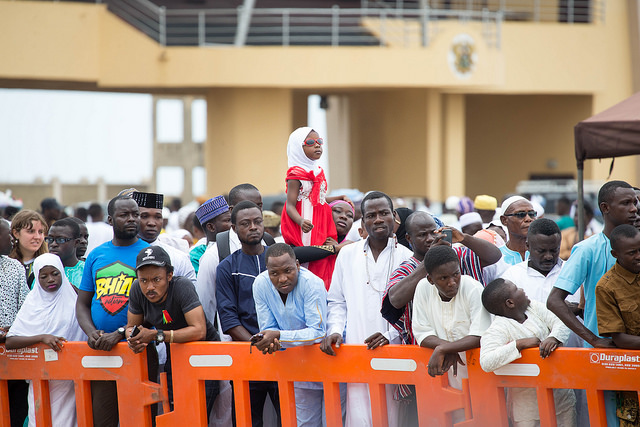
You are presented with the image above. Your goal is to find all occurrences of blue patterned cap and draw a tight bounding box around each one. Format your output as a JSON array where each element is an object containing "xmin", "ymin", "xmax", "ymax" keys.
[{"xmin": 196, "ymin": 196, "xmax": 229, "ymax": 224}]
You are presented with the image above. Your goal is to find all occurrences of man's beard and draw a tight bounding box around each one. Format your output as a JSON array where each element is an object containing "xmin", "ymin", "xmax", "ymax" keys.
[
  {"xmin": 114, "ymin": 226, "xmax": 139, "ymax": 240},
  {"xmin": 238, "ymin": 234, "xmax": 263, "ymax": 246}
]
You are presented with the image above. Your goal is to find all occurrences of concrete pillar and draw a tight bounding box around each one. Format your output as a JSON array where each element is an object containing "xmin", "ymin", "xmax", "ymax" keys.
[
  {"xmin": 205, "ymin": 88, "xmax": 293, "ymax": 196},
  {"xmin": 443, "ymin": 94, "xmax": 465, "ymax": 198},
  {"xmin": 152, "ymin": 95, "xmax": 204, "ymax": 201},
  {"xmin": 326, "ymin": 95, "xmax": 351, "ymax": 190},
  {"xmin": 426, "ymin": 89, "xmax": 443, "ymax": 201}
]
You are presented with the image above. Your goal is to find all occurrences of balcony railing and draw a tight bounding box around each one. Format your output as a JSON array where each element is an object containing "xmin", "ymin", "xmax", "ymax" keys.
[{"xmin": 42, "ymin": 0, "xmax": 605, "ymax": 47}]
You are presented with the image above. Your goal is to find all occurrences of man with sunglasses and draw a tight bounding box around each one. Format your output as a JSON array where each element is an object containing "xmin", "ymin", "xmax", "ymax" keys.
[
  {"xmin": 499, "ymin": 196, "xmax": 538, "ymax": 266},
  {"xmin": 47, "ymin": 217, "xmax": 84, "ymax": 289}
]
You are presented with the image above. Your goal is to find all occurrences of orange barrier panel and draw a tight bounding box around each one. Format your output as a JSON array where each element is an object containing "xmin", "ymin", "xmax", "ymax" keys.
[
  {"xmin": 156, "ymin": 342, "xmax": 469, "ymax": 427},
  {"xmin": 4, "ymin": 342, "xmax": 640, "ymax": 426},
  {"xmin": 0, "ymin": 342, "xmax": 164, "ymax": 427},
  {"xmin": 463, "ymin": 347, "xmax": 640, "ymax": 427}
]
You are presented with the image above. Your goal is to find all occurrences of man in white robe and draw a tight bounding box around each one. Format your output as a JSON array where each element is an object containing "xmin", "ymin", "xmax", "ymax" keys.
[{"xmin": 321, "ymin": 191, "xmax": 412, "ymax": 427}]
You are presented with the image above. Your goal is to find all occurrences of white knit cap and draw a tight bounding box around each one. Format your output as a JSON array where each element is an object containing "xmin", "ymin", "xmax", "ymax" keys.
[
  {"xmin": 500, "ymin": 196, "xmax": 527, "ymax": 214},
  {"xmin": 459, "ymin": 212, "xmax": 482, "ymax": 228}
]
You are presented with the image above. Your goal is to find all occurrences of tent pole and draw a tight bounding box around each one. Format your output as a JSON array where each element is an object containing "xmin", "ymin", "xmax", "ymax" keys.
[{"xmin": 577, "ymin": 163, "xmax": 584, "ymax": 241}]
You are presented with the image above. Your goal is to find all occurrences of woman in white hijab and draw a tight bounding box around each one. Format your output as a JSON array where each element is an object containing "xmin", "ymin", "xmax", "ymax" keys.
[{"xmin": 6, "ymin": 253, "xmax": 86, "ymax": 427}]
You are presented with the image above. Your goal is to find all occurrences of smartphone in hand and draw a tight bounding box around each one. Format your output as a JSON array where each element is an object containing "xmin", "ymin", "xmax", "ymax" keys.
[
  {"xmin": 130, "ymin": 325, "xmax": 141, "ymax": 338},
  {"xmin": 442, "ymin": 229, "xmax": 453, "ymax": 244}
]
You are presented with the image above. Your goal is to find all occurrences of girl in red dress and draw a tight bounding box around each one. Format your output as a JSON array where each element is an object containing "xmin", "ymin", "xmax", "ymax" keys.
[{"xmin": 280, "ymin": 127, "xmax": 350, "ymax": 289}]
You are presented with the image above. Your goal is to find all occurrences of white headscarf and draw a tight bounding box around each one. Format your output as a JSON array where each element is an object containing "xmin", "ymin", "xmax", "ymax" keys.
[
  {"xmin": 8, "ymin": 254, "xmax": 86, "ymax": 341},
  {"xmin": 286, "ymin": 126, "xmax": 322, "ymax": 175}
]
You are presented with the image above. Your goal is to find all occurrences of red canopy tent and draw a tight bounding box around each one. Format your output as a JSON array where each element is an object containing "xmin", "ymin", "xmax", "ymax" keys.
[{"xmin": 574, "ymin": 91, "xmax": 640, "ymax": 238}]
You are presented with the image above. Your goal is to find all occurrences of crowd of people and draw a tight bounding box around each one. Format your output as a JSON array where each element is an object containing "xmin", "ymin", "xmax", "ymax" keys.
[{"xmin": 2, "ymin": 127, "xmax": 640, "ymax": 427}]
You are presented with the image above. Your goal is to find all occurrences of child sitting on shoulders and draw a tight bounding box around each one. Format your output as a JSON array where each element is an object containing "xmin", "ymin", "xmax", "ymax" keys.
[
  {"xmin": 280, "ymin": 126, "xmax": 350, "ymax": 289},
  {"xmin": 480, "ymin": 278, "xmax": 576, "ymax": 427}
]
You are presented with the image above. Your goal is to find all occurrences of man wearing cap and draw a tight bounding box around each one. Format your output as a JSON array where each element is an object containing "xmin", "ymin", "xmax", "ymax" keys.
[
  {"xmin": 196, "ymin": 184, "xmax": 274, "ymax": 325},
  {"xmin": 459, "ymin": 212, "xmax": 483, "ymax": 236},
  {"xmin": 474, "ymin": 195, "xmax": 498, "ymax": 226},
  {"xmin": 126, "ymin": 245, "xmax": 219, "ymax": 416},
  {"xmin": 131, "ymin": 191, "xmax": 196, "ymax": 284},
  {"xmin": 189, "ymin": 195, "xmax": 231, "ymax": 275},
  {"xmin": 499, "ymin": 196, "xmax": 537, "ymax": 266},
  {"xmin": 76, "ymin": 194, "xmax": 150, "ymax": 427}
]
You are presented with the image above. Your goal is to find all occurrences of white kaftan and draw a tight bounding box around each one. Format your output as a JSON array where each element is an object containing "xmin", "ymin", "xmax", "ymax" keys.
[
  {"xmin": 327, "ymin": 237, "xmax": 412, "ymax": 427},
  {"xmin": 479, "ymin": 300, "xmax": 576, "ymax": 426},
  {"xmin": 411, "ymin": 275, "xmax": 492, "ymax": 390}
]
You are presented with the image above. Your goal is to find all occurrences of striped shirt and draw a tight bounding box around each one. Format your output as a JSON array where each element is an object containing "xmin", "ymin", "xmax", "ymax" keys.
[{"xmin": 381, "ymin": 247, "xmax": 485, "ymax": 346}]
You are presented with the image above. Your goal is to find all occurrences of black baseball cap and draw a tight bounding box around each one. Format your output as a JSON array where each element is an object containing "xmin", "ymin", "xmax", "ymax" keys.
[{"xmin": 136, "ymin": 246, "xmax": 172, "ymax": 270}]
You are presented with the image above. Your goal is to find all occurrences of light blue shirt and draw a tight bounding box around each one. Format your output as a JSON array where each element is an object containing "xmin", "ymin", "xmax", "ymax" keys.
[
  {"xmin": 253, "ymin": 267, "xmax": 327, "ymax": 347},
  {"xmin": 554, "ymin": 232, "xmax": 614, "ymax": 348},
  {"xmin": 499, "ymin": 245, "xmax": 529, "ymax": 266},
  {"xmin": 253, "ymin": 267, "xmax": 327, "ymax": 390}
]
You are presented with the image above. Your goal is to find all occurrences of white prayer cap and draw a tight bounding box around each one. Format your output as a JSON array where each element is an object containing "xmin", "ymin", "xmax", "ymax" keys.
[
  {"xmin": 500, "ymin": 196, "xmax": 527, "ymax": 214},
  {"xmin": 459, "ymin": 212, "xmax": 482, "ymax": 228},
  {"xmin": 445, "ymin": 196, "xmax": 460, "ymax": 210}
]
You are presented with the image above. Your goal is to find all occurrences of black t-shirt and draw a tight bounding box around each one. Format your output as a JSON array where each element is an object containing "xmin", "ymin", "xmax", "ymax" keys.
[{"xmin": 129, "ymin": 275, "xmax": 218, "ymax": 341}]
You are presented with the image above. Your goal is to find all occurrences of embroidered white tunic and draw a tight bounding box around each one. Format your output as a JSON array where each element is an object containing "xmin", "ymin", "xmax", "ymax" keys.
[{"xmin": 327, "ymin": 237, "xmax": 412, "ymax": 427}]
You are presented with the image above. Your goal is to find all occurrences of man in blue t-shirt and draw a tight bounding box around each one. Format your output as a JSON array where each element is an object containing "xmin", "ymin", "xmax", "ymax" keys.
[{"xmin": 76, "ymin": 194, "xmax": 149, "ymax": 427}]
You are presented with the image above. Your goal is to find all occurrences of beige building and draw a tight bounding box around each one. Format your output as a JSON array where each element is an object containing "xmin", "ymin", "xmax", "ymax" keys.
[{"xmin": 1, "ymin": 0, "xmax": 638, "ymax": 203}]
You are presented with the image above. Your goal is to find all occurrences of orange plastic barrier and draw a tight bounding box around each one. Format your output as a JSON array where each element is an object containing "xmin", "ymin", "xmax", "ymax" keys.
[
  {"xmin": 157, "ymin": 342, "xmax": 468, "ymax": 427},
  {"xmin": 3, "ymin": 342, "xmax": 640, "ymax": 427},
  {"xmin": 464, "ymin": 347, "xmax": 640, "ymax": 427},
  {"xmin": 0, "ymin": 342, "xmax": 163, "ymax": 427}
]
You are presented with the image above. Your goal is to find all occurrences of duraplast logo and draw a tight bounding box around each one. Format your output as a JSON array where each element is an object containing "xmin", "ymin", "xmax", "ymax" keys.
[
  {"xmin": 590, "ymin": 352, "xmax": 640, "ymax": 371},
  {"xmin": 0, "ymin": 345, "xmax": 39, "ymax": 360}
]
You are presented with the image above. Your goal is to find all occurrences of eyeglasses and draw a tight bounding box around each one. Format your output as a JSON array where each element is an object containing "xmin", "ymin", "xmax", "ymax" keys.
[
  {"xmin": 504, "ymin": 210, "xmax": 537, "ymax": 219},
  {"xmin": 44, "ymin": 237, "xmax": 73, "ymax": 245},
  {"xmin": 303, "ymin": 138, "xmax": 323, "ymax": 147}
]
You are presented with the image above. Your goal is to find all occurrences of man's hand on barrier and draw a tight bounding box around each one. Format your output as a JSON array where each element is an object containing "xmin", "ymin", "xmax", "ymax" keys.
[
  {"xmin": 127, "ymin": 327, "xmax": 156, "ymax": 354},
  {"xmin": 516, "ymin": 337, "xmax": 541, "ymax": 353},
  {"xmin": 0, "ymin": 327, "xmax": 7, "ymax": 344},
  {"xmin": 95, "ymin": 330, "xmax": 122, "ymax": 351},
  {"xmin": 364, "ymin": 332, "xmax": 389, "ymax": 350},
  {"xmin": 442, "ymin": 352, "xmax": 464, "ymax": 376},
  {"xmin": 255, "ymin": 330, "xmax": 281, "ymax": 354},
  {"xmin": 427, "ymin": 346, "xmax": 462, "ymax": 377},
  {"xmin": 539, "ymin": 337, "xmax": 561, "ymax": 359},
  {"xmin": 591, "ymin": 337, "xmax": 617, "ymax": 349},
  {"xmin": 320, "ymin": 333, "xmax": 342, "ymax": 356},
  {"xmin": 41, "ymin": 334, "xmax": 67, "ymax": 352},
  {"xmin": 87, "ymin": 330, "xmax": 103, "ymax": 350}
]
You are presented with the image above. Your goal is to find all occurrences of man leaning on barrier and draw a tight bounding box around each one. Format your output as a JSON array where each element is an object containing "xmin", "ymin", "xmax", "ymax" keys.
[{"xmin": 125, "ymin": 245, "xmax": 220, "ymax": 418}]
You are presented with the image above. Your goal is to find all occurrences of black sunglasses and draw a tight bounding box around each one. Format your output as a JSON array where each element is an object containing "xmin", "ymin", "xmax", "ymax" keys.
[
  {"xmin": 44, "ymin": 237, "xmax": 74, "ymax": 245},
  {"xmin": 503, "ymin": 210, "xmax": 537, "ymax": 219}
]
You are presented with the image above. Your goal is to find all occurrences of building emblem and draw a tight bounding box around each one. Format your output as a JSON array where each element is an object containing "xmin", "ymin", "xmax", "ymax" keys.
[{"xmin": 448, "ymin": 34, "xmax": 477, "ymax": 79}]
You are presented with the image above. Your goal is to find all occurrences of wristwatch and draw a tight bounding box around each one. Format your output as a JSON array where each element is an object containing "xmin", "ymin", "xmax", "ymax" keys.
[
  {"xmin": 117, "ymin": 327, "xmax": 126, "ymax": 336},
  {"xmin": 156, "ymin": 330, "xmax": 165, "ymax": 343}
]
